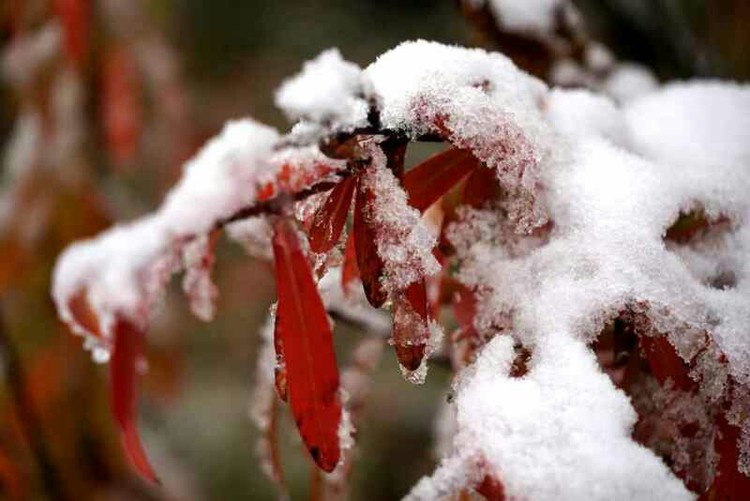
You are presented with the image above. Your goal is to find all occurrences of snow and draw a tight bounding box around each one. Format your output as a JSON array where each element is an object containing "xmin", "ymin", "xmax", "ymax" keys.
[
  {"xmin": 226, "ymin": 217, "xmax": 273, "ymax": 260},
  {"xmin": 544, "ymin": 89, "xmax": 632, "ymax": 147},
  {"xmin": 365, "ymin": 40, "xmax": 551, "ymax": 230},
  {"xmin": 624, "ymin": 81, "xmax": 750, "ymax": 170},
  {"xmin": 275, "ymin": 48, "xmax": 369, "ymax": 130},
  {"xmin": 423, "ymin": 81, "xmax": 750, "ymax": 496},
  {"xmin": 52, "ymin": 118, "xmax": 346, "ymax": 351},
  {"xmin": 181, "ymin": 233, "xmax": 218, "ymax": 322},
  {"xmin": 487, "ymin": 0, "xmax": 563, "ymax": 35},
  {"xmin": 358, "ymin": 139, "xmax": 439, "ymax": 292},
  {"xmin": 318, "ymin": 268, "xmax": 391, "ymax": 337},
  {"xmin": 408, "ymin": 335, "xmax": 693, "ymax": 500},
  {"xmin": 603, "ymin": 63, "xmax": 659, "ymax": 102},
  {"xmin": 158, "ymin": 119, "xmax": 280, "ymax": 236}
]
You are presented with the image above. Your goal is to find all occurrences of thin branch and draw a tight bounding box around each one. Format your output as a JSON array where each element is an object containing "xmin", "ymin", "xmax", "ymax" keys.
[{"xmin": 215, "ymin": 130, "xmax": 448, "ymax": 230}]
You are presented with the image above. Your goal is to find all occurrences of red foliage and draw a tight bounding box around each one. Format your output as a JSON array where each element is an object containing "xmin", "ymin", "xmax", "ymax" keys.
[
  {"xmin": 52, "ymin": 0, "xmax": 90, "ymax": 66},
  {"xmin": 403, "ymin": 148, "xmax": 480, "ymax": 212},
  {"xmin": 392, "ymin": 279, "xmax": 430, "ymax": 371},
  {"xmin": 341, "ymin": 233, "xmax": 359, "ymax": 294},
  {"xmin": 110, "ymin": 317, "xmax": 158, "ymax": 483},
  {"xmin": 702, "ymin": 416, "xmax": 750, "ymax": 500},
  {"xmin": 271, "ymin": 216, "xmax": 342, "ymax": 472},
  {"xmin": 638, "ymin": 334, "xmax": 696, "ymax": 392},
  {"xmin": 102, "ymin": 45, "xmax": 142, "ymax": 166},
  {"xmin": 309, "ymin": 177, "xmax": 356, "ymax": 254},
  {"xmin": 353, "ymin": 177, "xmax": 387, "ymax": 308}
]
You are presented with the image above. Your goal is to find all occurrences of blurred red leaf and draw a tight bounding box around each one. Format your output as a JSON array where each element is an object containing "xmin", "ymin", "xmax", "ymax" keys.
[
  {"xmin": 403, "ymin": 148, "xmax": 480, "ymax": 212},
  {"xmin": 0, "ymin": 448, "xmax": 24, "ymax": 500},
  {"xmin": 102, "ymin": 45, "xmax": 141, "ymax": 166},
  {"xmin": 308, "ymin": 177, "xmax": 356, "ymax": 254},
  {"xmin": 110, "ymin": 317, "xmax": 158, "ymax": 483},
  {"xmin": 52, "ymin": 0, "xmax": 89, "ymax": 66},
  {"xmin": 272, "ymin": 217, "xmax": 341, "ymax": 472}
]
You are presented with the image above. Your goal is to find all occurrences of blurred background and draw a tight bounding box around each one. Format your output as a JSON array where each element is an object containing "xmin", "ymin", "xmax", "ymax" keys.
[{"xmin": 0, "ymin": 1, "xmax": 748, "ymax": 499}]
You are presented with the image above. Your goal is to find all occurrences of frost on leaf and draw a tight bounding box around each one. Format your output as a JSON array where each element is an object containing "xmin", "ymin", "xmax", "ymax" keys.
[
  {"xmin": 181, "ymin": 231, "xmax": 219, "ymax": 322},
  {"xmin": 365, "ymin": 41, "xmax": 551, "ymax": 231},
  {"xmin": 357, "ymin": 140, "xmax": 439, "ymax": 293},
  {"xmin": 275, "ymin": 48, "xmax": 368, "ymax": 131},
  {"xmin": 309, "ymin": 176, "xmax": 356, "ymax": 254},
  {"xmin": 271, "ymin": 216, "xmax": 342, "ymax": 472}
]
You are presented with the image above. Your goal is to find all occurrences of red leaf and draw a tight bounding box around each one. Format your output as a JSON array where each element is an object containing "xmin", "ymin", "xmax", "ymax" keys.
[
  {"xmin": 308, "ymin": 177, "xmax": 356, "ymax": 254},
  {"xmin": 638, "ymin": 335, "xmax": 695, "ymax": 391},
  {"xmin": 353, "ymin": 177, "xmax": 387, "ymax": 308},
  {"xmin": 271, "ymin": 217, "xmax": 342, "ymax": 472},
  {"xmin": 0, "ymin": 448, "xmax": 25, "ymax": 500},
  {"xmin": 68, "ymin": 288, "xmax": 101, "ymax": 338},
  {"xmin": 474, "ymin": 458, "xmax": 506, "ymax": 501},
  {"xmin": 462, "ymin": 165, "xmax": 501, "ymax": 208},
  {"xmin": 403, "ymin": 148, "xmax": 479, "ymax": 212},
  {"xmin": 102, "ymin": 45, "xmax": 141, "ymax": 167},
  {"xmin": 341, "ymin": 233, "xmax": 359, "ymax": 295},
  {"xmin": 110, "ymin": 317, "xmax": 158, "ymax": 483},
  {"xmin": 392, "ymin": 280, "xmax": 430, "ymax": 371},
  {"xmin": 52, "ymin": 0, "xmax": 89, "ymax": 66},
  {"xmin": 701, "ymin": 415, "xmax": 750, "ymax": 500},
  {"xmin": 449, "ymin": 284, "xmax": 483, "ymax": 370},
  {"xmin": 476, "ymin": 473, "xmax": 506, "ymax": 501}
]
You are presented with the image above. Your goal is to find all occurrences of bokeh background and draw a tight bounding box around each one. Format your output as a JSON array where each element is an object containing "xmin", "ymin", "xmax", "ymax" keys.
[{"xmin": 0, "ymin": 1, "xmax": 748, "ymax": 499}]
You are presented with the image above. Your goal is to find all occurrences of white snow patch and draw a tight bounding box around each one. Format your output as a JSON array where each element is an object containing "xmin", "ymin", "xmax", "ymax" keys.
[{"xmin": 276, "ymin": 48, "xmax": 369, "ymax": 130}]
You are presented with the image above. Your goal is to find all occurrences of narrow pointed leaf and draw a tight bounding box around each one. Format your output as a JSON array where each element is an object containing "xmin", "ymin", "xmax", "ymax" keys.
[
  {"xmin": 110, "ymin": 317, "xmax": 158, "ymax": 483},
  {"xmin": 403, "ymin": 148, "xmax": 480, "ymax": 212},
  {"xmin": 271, "ymin": 217, "xmax": 341, "ymax": 472},
  {"xmin": 308, "ymin": 177, "xmax": 356, "ymax": 254},
  {"xmin": 353, "ymin": 178, "xmax": 387, "ymax": 308}
]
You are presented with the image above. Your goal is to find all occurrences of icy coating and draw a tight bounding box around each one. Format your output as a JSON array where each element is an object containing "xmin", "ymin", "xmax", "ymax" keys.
[
  {"xmin": 275, "ymin": 48, "xmax": 369, "ymax": 130},
  {"xmin": 421, "ymin": 81, "xmax": 750, "ymax": 498},
  {"xmin": 358, "ymin": 139, "xmax": 440, "ymax": 292},
  {"xmin": 52, "ymin": 39, "xmax": 750, "ymax": 499},
  {"xmin": 488, "ymin": 0, "xmax": 563, "ymax": 34},
  {"xmin": 52, "ymin": 118, "xmax": 346, "ymax": 349}
]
